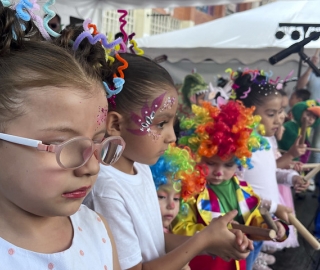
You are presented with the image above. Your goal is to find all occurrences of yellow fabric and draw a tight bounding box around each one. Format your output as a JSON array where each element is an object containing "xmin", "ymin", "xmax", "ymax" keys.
[{"xmin": 172, "ymin": 177, "xmax": 269, "ymax": 241}]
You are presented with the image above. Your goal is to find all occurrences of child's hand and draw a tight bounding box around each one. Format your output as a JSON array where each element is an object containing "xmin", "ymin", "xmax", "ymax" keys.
[
  {"xmin": 200, "ymin": 210, "xmax": 253, "ymax": 261},
  {"xmin": 275, "ymin": 204, "xmax": 293, "ymax": 223},
  {"xmin": 275, "ymin": 221, "xmax": 286, "ymax": 240},
  {"xmin": 275, "ymin": 126, "xmax": 285, "ymax": 141},
  {"xmin": 289, "ymin": 161, "xmax": 303, "ymax": 173},
  {"xmin": 288, "ymin": 136, "xmax": 307, "ymax": 158},
  {"xmin": 292, "ymin": 175, "xmax": 310, "ymax": 193}
]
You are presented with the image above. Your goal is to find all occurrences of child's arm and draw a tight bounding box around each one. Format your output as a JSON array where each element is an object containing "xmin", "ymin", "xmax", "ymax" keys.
[
  {"xmin": 127, "ymin": 211, "xmax": 253, "ymax": 270},
  {"xmin": 99, "ymin": 214, "xmax": 121, "ymax": 270},
  {"xmin": 277, "ymin": 135, "xmax": 306, "ymax": 168},
  {"xmin": 276, "ymin": 168, "xmax": 299, "ymax": 186},
  {"xmin": 277, "ymin": 122, "xmax": 300, "ymax": 152}
]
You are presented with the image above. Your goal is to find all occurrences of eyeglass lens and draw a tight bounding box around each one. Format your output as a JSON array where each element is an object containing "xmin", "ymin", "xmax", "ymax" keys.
[
  {"xmin": 100, "ymin": 140, "xmax": 124, "ymax": 165},
  {"xmin": 59, "ymin": 138, "xmax": 123, "ymax": 169}
]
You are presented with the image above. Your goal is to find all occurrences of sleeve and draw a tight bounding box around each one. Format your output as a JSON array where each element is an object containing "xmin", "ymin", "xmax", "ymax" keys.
[
  {"xmin": 93, "ymin": 195, "xmax": 142, "ymax": 269},
  {"xmin": 276, "ymin": 168, "xmax": 299, "ymax": 186},
  {"xmin": 171, "ymin": 199, "xmax": 206, "ymax": 236},
  {"xmin": 277, "ymin": 121, "xmax": 298, "ymax": 152},
  {"xmin": 246, "ymin": 208, "xmax": 289, "ymax": 242}
]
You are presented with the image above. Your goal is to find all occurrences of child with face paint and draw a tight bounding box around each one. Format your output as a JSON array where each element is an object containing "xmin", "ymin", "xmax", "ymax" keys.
[
  {"xmin": 232, "ymin": 70, "xmax": 310, "ymax": 269},
  {"xmin": 150, "ymin": 144, "xmax": 207, "ymax": 270},
  {"xmin": 0, "ymin": 1, "xmax": 125, "ymax": 269},
  {"xmin": 174, "ymin": 100, "xmax": 288, "ymax": 270},
  {"xmin": 84, "ymin": 53, "xmax": 254, "ymax": 270}
]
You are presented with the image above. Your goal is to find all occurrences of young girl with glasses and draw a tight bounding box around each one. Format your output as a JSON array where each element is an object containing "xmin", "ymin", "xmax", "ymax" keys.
[
  {"xmin": 0, "ymin": 1, "xmax": 124, "ymax": 269},
  {"xmin": 84, "ymin": 52, "xmax": 254, "ymax": 270}
]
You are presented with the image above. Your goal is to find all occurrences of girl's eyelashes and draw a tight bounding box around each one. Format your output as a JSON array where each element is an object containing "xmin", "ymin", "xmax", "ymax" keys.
[
  {"xmin": 205, "ymin": 161, "xmax": 215, "ymax": 165},
  {"xmin": 157, "ymin": 195, "xmax": 166, "ymax": 199},
  {"xmin": 156, "ymin": 121, "xmax": 168, "ymax": 129},
  {"xmin": 225, "ymin": 162, "xmax": 236, "ymax": 168}
]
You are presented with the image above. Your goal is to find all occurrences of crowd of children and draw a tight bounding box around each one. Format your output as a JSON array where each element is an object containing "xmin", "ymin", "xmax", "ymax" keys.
[{"xmin": 0, "ymin": 1, "xmax": 319, "ymax": 270}]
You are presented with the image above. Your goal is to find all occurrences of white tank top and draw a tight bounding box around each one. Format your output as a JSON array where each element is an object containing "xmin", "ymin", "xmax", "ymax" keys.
[{"xmin": 0, "ymin": 205, "xmax": 113, "ymax": 270}]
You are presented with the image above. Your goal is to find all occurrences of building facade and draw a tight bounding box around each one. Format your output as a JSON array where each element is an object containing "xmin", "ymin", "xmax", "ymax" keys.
[{"xmin": 101, "ymin": 1, "xmax": 274, "ymax": 39}]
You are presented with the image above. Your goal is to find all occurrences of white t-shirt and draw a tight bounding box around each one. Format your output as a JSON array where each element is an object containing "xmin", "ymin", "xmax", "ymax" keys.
[
  {"xmin": 242, "ymin": 137, "xmax": 279, "ymax": 213},
  {"xmin": 308, "ymin": 72, "xmax": 320, "ymax": 101},
  {"xmin": 84, "ymin": 163, "xmax": 165, "ymax": 269},
  {"xmin": 0, "ymin": 205, "xmax": 113, "ymax": 269}
]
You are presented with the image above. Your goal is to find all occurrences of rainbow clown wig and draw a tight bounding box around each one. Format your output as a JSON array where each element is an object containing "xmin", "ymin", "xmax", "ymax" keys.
[
  {"xmin": 150, "ymin": 144, "xmax": 206, "ymax": 203},
  {"xmin": 179, "ymin": 100, "xmax": 269, "ymax": 169}
]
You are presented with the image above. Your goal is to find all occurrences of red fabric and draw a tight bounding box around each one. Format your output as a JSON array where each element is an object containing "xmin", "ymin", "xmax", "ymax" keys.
[{"xmin": 189, "ymin": 255, "xmax": 246, "ymax": 270}]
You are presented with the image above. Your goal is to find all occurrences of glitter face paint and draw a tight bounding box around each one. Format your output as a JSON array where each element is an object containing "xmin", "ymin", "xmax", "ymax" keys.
[
  {"xmin": 127, "ymin": 92, "xmax": 176, "ymax": 141},
  {"xmin": 96, "ymin": 106, "xmax": 108, "ymax": 129}
]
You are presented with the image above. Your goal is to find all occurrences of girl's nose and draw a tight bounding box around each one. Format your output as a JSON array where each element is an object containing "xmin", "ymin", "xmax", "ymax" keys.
[
  {"xmin": 167, "ymin": 200, "xmax": 175, "ymax": 209},
  {"xmin": 214, "ymin": 171, "xmax": 222, "ymax": 177}
]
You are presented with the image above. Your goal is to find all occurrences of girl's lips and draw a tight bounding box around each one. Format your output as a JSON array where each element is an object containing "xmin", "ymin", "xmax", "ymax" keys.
[
  {"xmin": 62, "ymin": 186, "xmax": 91, "ymax": 199},
  {"xmin": 163, "ymin": 215, "xmax": 174, "ymax": 219}
]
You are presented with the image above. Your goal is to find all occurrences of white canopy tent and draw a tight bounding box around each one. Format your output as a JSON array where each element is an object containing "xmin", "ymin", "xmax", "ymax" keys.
[
  {"xmin": 135, "ymin": 0, "xmax": 320, "ymax": 85},
  {"xmin": 53, "ymin": 0, "xmax": 265, "ymax": 30}
]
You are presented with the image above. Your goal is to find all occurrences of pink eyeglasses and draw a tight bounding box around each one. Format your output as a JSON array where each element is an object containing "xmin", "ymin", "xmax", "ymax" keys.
[{"xmin": 0, "ymin": 133, "xmax": 125, "ymax": 169}]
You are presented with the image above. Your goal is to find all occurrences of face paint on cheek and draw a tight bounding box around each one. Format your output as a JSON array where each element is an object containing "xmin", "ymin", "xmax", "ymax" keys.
[
  {"xmin": 96, "ymin": 106, "xmax": 108, "ymax": 129},
  {"xmin": 160, "ymin": 96, "xmax": 176, "ymax": 112},
  {"xmin": 127, "ymin": 92, "xmax": 166, "ymax": 139}
]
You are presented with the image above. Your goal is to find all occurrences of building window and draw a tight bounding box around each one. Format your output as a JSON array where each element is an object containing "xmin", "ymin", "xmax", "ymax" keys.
[
  {"xmin": 102, "ymin": 10, "xmax": 134, "ymax": 39},
  {"xmin": 150, "ymin": 11, "xmax": 181, "ymax": 35},
  {"xmin": 196, "ymin": 6, "xmax": 215, "ymax": 15}
]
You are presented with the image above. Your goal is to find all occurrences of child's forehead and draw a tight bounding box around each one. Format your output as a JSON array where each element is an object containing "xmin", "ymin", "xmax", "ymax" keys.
[
  {"xmin": 202, "ymin": 155, "xmax": 235, "ymax": 163},
  {"xmin": 157, "ymin": 183, "xmax": 179, "ymax": 194}
]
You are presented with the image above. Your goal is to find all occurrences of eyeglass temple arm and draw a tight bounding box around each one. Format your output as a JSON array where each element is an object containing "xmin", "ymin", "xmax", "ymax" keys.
[{"xmin": 0, "ymin": 133, "xmax": 55, "ymax": 152}]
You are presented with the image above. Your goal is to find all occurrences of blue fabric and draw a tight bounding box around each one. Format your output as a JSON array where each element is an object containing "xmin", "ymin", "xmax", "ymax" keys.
[{"xmin": 246, "ymin": 241, "xmax": 263, "ymax": 270}]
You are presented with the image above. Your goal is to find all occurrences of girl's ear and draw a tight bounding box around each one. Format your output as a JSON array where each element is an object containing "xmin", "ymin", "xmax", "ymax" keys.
[{"xmin": 106, "ymin": 111, "xmax": 123, "ymax": 136}]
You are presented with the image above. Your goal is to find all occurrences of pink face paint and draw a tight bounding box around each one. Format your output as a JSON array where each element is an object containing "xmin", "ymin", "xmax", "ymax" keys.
[
  {"xmin": 160, "ymin": 96, "xmax": 176, "ymax": 112},
  {"xmin": 96, "ymin": 106, "xmax": 108, "ymax": 127},
  {"xmin": 148, "ymin": 130, "xmax": 161, "ymax": 141},
  {"xmin": 127, "ymin": 92, "xmax": 166, "ymax": 136}
]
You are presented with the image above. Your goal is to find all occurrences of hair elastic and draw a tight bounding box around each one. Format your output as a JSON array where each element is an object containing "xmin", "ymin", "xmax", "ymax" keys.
[
  {"xmin": 16, "ymin": 0, "xmax": 33, "ymax": 21},
  {"xmin": 43, "ymin": 0, "xmax": 61, "ymax": 38},
  {"xmin": 118, "ymin": 9, "xmax": 128, "ymax": 43},
  {"xmin": 29, "ymin": 0, "xmax": 51, "ymax": 40},
  {"xmin": 0, "ymin": 0, "xmax": 10, "ymax": 7},
  {"xmin": 103, "ymin": 54, "xmax": 128, "ymax": 98}
]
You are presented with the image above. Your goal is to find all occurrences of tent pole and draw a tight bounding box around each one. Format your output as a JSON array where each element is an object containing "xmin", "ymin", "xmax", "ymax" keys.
[{"xmin": 298, "ymin": 47, "xmax": 303, "ymax": 78}]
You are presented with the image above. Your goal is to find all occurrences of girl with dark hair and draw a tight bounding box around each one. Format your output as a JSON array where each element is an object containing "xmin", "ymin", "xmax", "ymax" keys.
[
  {"xmin": 84, "ymin": 56, "xmax": 254, "ymax": 269},
  {"xmin": 233, "ymin": 70, "xmax": 309, "ymax": 269}
]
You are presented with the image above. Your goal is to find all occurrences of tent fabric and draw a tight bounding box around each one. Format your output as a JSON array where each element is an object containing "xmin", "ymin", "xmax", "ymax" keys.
[
  {"xmin": 55, "ymin": 0, "xmax": 262, "ymax": 10},
  {"xmin": 136, "ymin": 0, "xmax": 320, "ymax": 64}
]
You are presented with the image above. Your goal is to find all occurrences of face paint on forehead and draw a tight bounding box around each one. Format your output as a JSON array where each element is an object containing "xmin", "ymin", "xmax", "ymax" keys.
[{"xmin": 96, "ymin": 106, "xmax": 108, "ymax": 130}]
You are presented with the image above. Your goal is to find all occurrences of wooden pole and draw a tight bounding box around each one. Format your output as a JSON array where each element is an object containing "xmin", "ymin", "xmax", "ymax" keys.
[
  {"xmin": 306, "ymin": 147, "xmax": 320, "ymax": 152},
  {"xmin": 301, "ymin": 163, "xmax": 320, "ymax": 170},
  {"xmin": 259, "ymin": 208, "xmax": 278, "ymax": 232},
  {"xmin": 288, "ymin": 213, "xmax": 320, "ymax": 250},
  {"xmin": 231, "ymin": 224, "xmax": 276, "ymax": 240},
  {"xmin": 303, "ymin": 163, "xmax": 320, "ymax": 182},
  {"xmin": 300, "ymin": 117, "xmax": 307, "ymax": 145}
]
